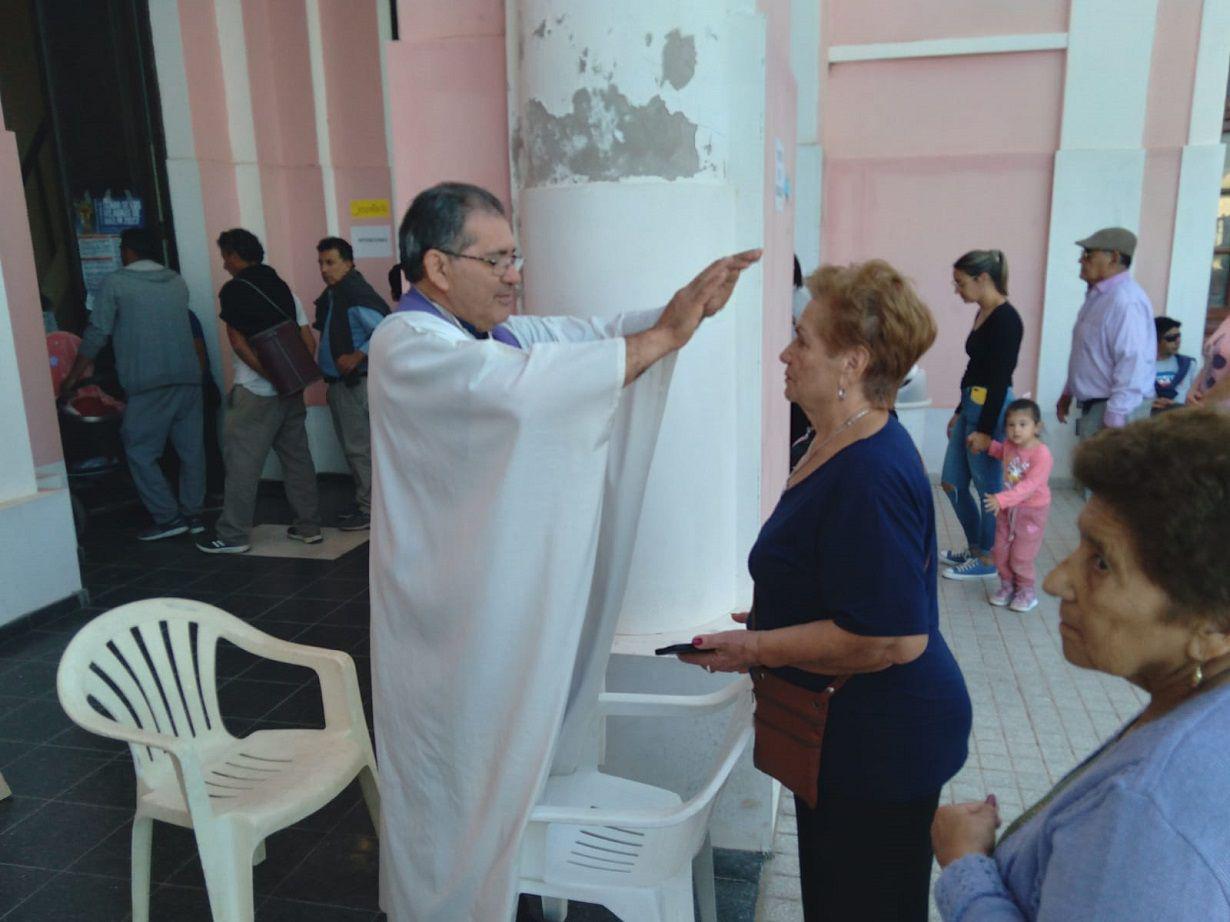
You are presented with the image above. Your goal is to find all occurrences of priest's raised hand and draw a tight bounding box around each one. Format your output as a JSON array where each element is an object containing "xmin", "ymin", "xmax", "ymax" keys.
[{"xmin": 624, "ymin": 248, "xmax": 763, "ymax": 385}]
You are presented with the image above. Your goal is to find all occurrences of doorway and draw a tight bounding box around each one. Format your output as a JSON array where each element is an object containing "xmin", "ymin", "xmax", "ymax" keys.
[{"xmin": 0, "ymin": 0, "xmax": 177, "ymax": 336}]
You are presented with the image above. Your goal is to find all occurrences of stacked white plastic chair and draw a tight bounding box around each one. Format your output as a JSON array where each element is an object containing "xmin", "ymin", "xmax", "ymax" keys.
[
  {"xmin": 56, "ymin": 598, "xmax": 379, "ymax": 922},
  {"xmin": 520, "ymin": 677, "xmax": 754, "ymax": 922}
]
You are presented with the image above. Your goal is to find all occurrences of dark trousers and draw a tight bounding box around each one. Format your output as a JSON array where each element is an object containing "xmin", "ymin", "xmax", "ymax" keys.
[{"xmin": 794, "ymin": 789, "xmax": 941, "ymax": 922}]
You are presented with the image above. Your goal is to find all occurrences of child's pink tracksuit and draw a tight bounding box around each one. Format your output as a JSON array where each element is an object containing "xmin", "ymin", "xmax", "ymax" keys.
[{"xmin": 988, "ymin": 440, "xmax": 1053, "ymax": 591}]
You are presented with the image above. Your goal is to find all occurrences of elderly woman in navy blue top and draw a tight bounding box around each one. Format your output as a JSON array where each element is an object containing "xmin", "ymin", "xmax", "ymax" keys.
[
  {"xmin": 932, "ymin": 407, "xmax": 1230, "ymax": 921},
  {"xmin": 680, "ymin": 260, "xmax": 972, "ymax": 922}
]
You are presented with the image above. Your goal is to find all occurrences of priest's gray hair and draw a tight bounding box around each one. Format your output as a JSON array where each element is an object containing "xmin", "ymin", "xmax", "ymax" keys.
[{"xmin": 400, "ymin": 182, "xmax": 507, "ymax": 283}]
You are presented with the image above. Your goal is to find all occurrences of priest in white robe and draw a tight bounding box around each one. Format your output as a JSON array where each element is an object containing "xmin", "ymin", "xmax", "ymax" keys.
[{"xmin": 367, "ymin": 181, "xmax": 759, "ymax": 921}]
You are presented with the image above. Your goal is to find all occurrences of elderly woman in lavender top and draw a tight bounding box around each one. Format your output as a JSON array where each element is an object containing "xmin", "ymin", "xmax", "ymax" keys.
[{"xmin": 932, "ymin": 408, "xmax": 1230, "ymax": 921}]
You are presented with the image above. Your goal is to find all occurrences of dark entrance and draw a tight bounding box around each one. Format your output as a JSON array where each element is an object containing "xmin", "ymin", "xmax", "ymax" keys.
[{"xmin": 0, "ymin": 0, "xmax": 177, "ymax": 334}]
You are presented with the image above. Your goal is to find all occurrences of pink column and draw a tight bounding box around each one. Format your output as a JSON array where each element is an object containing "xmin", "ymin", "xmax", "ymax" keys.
[{"xmin": 0, "ymin": 120, "xmax": 59, "ymax": 472}]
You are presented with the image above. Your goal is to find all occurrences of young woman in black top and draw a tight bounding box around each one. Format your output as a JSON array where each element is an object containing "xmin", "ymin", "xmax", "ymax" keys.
[{"xmin": 940, "ymin": 250, "xmax": 1023, "ymax": 580}]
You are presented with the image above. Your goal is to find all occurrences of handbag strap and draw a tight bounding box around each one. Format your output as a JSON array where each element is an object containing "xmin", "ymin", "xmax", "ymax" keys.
[{"xmin": 236, "ymin": 277, "xmax": 295, "ymax": 324}]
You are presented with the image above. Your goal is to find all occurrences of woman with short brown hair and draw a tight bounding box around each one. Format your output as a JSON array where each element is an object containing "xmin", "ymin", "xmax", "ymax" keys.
[{"xmin": 678, "ymin": 259, "xmax": 971, "ymax": 921}]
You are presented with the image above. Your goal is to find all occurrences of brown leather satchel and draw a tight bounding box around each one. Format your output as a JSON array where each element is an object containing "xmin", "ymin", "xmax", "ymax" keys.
[
  {"xmin": 238, "ymin": 279, "xmax": 322, "ymax": 397},
  {"xmin": 750, "ymin": 666, "xmax": 848, "ymax": 809}
]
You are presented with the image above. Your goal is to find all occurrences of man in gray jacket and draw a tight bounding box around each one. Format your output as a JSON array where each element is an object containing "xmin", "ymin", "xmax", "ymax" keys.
[{"xmin": 61, "ymin": 228, "xmax": 205, "ymax": 540}]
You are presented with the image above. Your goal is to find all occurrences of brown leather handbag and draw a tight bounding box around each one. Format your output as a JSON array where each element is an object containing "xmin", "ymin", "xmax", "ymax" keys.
[
  {"xmin": 750, "ymin": 666, "xmax": 848, "ymax": 809},
  {"xmin": 238, "ymin": 279, "xmax": 322, "ymax": 396}
]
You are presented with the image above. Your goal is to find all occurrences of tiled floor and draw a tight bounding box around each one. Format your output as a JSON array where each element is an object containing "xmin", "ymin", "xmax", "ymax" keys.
[
  {"xmin": 753, "ymin": 486, "xmax": 1148, "ymax": 921},
  {"xmin": 0, "ymin": 480, "xmax": 760, "ymax": 921}
]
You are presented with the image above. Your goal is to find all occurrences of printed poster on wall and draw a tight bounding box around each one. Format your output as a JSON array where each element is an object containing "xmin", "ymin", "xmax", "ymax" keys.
[
  {"xmin": 78, "ymin": 234, "xmax": 123, "ymax": 311},
  {"xmin": 352, "ymin": 224, "xmax": 393, "ymax": 259}
]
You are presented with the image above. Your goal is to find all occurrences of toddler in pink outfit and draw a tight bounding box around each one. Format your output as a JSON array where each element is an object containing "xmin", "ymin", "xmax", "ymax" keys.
[{"xmin": 983, "ymin": 399, "xmax": 1052, "ymax": 612}]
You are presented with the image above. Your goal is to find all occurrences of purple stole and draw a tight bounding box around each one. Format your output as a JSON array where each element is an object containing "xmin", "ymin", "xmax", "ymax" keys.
[{"xmin": 396, "ymin": 286, "xmax": 522, "ymax": 348}]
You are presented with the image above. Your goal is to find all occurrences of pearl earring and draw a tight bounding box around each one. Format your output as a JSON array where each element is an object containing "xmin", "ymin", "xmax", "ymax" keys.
[
  {"xmin": 1192, "ymin": 661, "xmax": 1205, "ymax": 689},
  {"xmin": 837, "ymin": 387, "xmax": 846, "ymax": 400}
]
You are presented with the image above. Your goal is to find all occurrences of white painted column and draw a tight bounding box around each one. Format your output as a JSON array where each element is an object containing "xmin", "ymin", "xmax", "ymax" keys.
[
  {"xmin": 1035, "ymin": 0, "xmax": 1158, "ymax": 473},
  {"xmin": 509, "ymin": 0, "xmax": 766, "ymax": 639},
  {"xmin": 1165, "ymin": 0, "xmax": 1230, "ymax": 339},
  {"xmin": 790, "ymin": 0, "xmax": 822, "ymax": 269},
  {"xmin": 508, "ymin": 0, "xmax": 776, "ymax": 852}
]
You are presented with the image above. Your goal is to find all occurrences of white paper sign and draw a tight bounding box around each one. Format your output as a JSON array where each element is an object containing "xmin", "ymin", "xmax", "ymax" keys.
[{"xmin": 352, "ymin": 224, "xmax": 393, "ymax": 259}]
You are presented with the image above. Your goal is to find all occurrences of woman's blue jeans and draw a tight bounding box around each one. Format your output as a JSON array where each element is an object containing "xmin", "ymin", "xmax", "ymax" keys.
[{"xmin": 941, "ymin": 388, "xmax": 1010, "ymax": 554}]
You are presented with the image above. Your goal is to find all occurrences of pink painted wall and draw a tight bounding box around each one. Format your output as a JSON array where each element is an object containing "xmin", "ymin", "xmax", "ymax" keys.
[
  {"xmin": 825, "ymin": 1, "xmax": 1068, "ymax": 45},
  {"xmin": 386, "ymin": 0, "xmax": 510, "ymax": 219},
  {"xmin": 320, "ymin": 0, "xmax": 396, "ymax": 284},
  {"xmin": 823, "ymin": 52, "xmax": 1063, "ymax": 157},
  {"xmin": 0, "ymin": 124, "xmax": 61, "ymax": 469},
  {"xmin": 824, "ymin": 155, "xmax": 1053, "ymax": 405},
  {"xmin": 245, "ymin": 0, "xmax": 328, "ymax": 293},
  {"xmin": 1137, "ymin": 150, "xmax": 1181, "ymax": 313},
  {"xmin": 759, "ymin": 0, "xmax": 794, "ymax": 519},
  {"xmin": 1135, "ymin": 0, "xmax": 1205, "ymax": 317},
  {"xmin": 1143, "ymin": 0, "xmax": 1203, "ymax": 150},
  {"xmin": 822, "ymin": 47, "xmax": 1064, "ymax": 409}
]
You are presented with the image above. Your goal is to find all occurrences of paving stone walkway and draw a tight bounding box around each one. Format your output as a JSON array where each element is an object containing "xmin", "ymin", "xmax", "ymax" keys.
[{"xmin": 753, "ymin": 486, "xmax": 1147, "ymax": 921}]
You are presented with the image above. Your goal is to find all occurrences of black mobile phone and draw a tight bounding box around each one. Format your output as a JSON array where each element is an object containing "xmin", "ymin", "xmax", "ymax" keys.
[{"xmin": 654, "ymin": 642, "xmax": 713, "ymax": 656}]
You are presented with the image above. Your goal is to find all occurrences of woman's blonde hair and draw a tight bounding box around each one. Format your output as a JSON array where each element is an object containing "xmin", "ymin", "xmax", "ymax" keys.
[{"xmin": 805, "ymin": 259, "xmax": 937, "ymax": 406}]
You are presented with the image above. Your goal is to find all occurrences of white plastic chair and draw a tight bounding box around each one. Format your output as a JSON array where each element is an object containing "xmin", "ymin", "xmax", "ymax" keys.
[
  {"xmin": 519, "ymin": 677, "xmax": 753, "ymax": 922},
  {"xmin": 55, "ymin": 598, "xmax": 379, "ymax": 922}
]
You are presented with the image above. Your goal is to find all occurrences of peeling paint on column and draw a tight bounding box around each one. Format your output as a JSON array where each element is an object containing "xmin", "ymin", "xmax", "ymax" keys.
[
  {"xmin": 644, "ymin": 32, "xmax": 653, "ymax": 47},
  {"xmin": 660, "ymin": 29, "xmax": 696, "ymax": 91},
  {"xmin": 520, "ymin": 85, "xmax": 702, "ymax": 186},
  {"xmin": 532, "ymin": 19, "xmax": 547, "ymax": 38},
  {"xmin": 578, "ymin": 48, "xmax": 588, "ymax": 74}
]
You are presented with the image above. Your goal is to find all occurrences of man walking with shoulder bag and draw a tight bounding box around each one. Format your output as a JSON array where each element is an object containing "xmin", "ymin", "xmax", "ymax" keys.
[{"xmin": 196, "ymin": 228, "xmax": 323, "ymax": 554}]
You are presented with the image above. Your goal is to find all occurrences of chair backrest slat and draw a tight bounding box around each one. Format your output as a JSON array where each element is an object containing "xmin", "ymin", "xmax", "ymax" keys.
[
  {"xmin": 193, "ymin": 624, "xmax": 223, "ymax": 733},
  {"xmin": 164, "ymin": 619, "xmax": 209, "ymax": 738},
  {"xmin": 103, "ymin": 633, "xmax": 171, "ymax": 739},
  {"xmin": 133, "ymin": 621, "xmax": 189, "ymax": 738},
  {"xmin": 84, "ymin": 670, "xmax": 160, "ymax": 764}
]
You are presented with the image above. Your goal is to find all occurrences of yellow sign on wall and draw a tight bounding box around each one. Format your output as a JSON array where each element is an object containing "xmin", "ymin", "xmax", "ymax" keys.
[{"xmin": 350, "ymin": 199, "xmax": 391, "ymax": 219}]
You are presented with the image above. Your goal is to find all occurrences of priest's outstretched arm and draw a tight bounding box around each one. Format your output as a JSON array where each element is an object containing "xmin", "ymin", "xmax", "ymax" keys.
[{"xmin": 622, "ymin": 249, "xmax": 762, "ymax": 385}]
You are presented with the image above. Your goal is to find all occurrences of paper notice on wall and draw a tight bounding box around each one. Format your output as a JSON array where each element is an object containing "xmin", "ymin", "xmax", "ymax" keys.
[
  {"xmin": 352, "ymin": 224, "xmax": 394, "ymax": 259},
  {"xmin": 78, "ymin": 234, "xmax": 123, "ymax": 310}
]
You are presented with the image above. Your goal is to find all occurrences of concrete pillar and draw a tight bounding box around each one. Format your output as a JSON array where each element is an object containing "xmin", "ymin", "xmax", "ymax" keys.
[
  {"xmin": 508, "ymin": 0, "xmax": 768, "ymax": 639},
  {"xmin": 507, "ymin": 0, "xmax": 784, "ymax": 853}
]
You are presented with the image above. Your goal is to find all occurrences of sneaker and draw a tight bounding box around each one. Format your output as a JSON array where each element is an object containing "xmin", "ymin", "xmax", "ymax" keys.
[
  {"xmin": 942, "ymin": 557, "xmax": 999, "ymax": 581},
  {"xmin": 939, "ymin": 548, "xmax": 972, "ymax": 566},
  {"xmin": 338, "ymin": 512, "xmax": 370, "ymax": 532},
  {"xmin": 1010, "ymin": 590, "xmax": 1038, "ymax": 612},
  {"xmin": 138, "ymin": 518, "xmax": 189, "ymax": 541},
  {"xmin": 989, "ymin": 583, "xmax": 1014, "ymax": 606},
  {"xmin": 196, "ymin": 533, "xmax": 250, "ymax": 555},
  {"xmin": 287, "ymin": 526, "xmax": 323, "ymax": 545},
  {"xmin": 187, "ymin": 517, "xmax": 206, "ymax": 535},
  {"xmin": 336, "ymin": 505, "xmax": 361, "ymax": 523}
]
